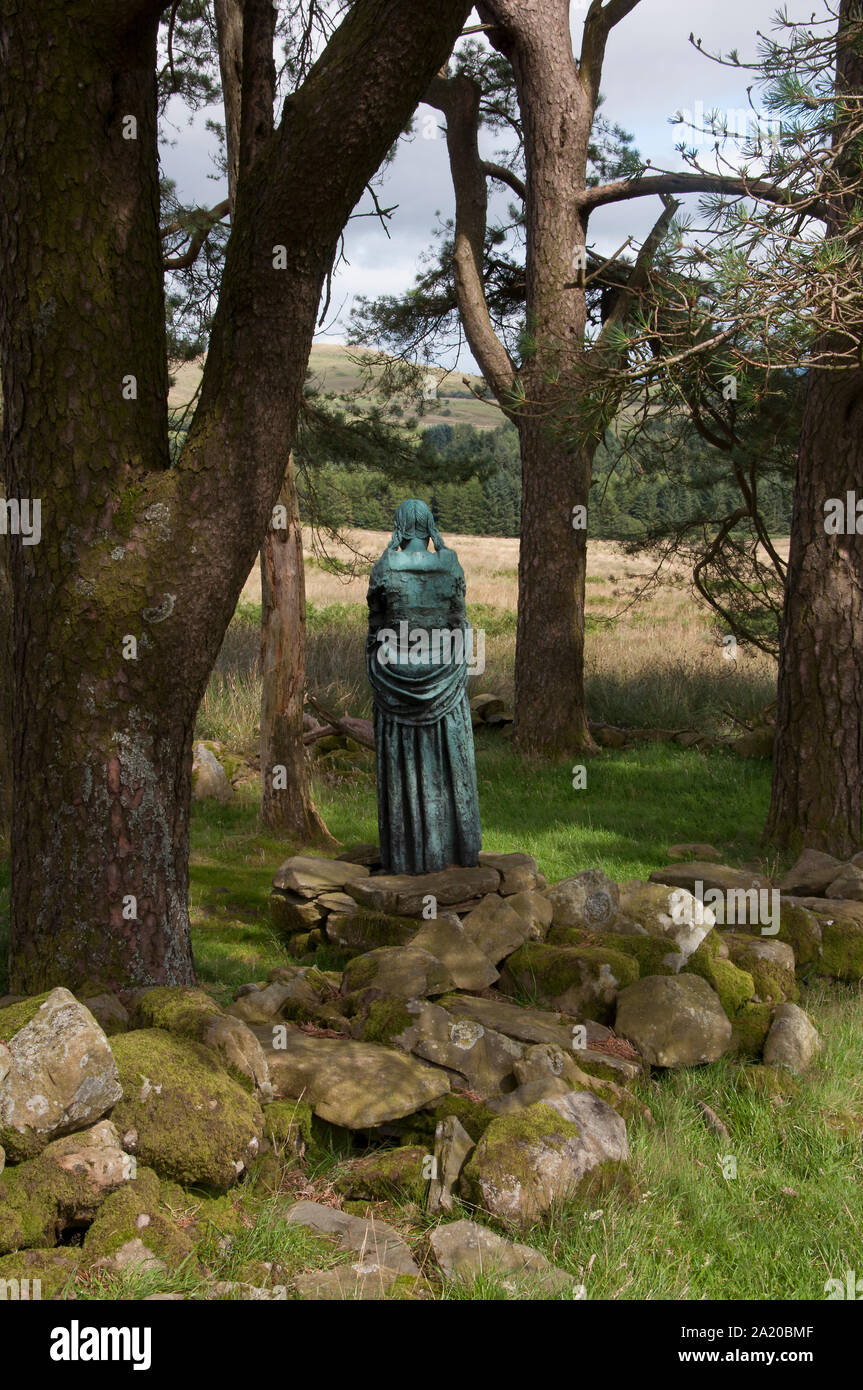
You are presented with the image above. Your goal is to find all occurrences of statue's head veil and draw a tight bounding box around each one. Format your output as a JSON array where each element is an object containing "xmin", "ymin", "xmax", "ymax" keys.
[{"xmin": 387, "ymin": 498, "xmax": 446, "ymax": 552}]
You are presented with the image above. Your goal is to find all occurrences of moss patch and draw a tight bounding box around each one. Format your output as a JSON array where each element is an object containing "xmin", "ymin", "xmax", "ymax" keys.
[
  {"xmin": 109, "ymin": 1029, "xmax": 264, "ymax": 1191},
  {"xmin": 334, "ymin": 1146, "xmax": 428, "ymax": 1204},
  {"xmin": 819, "ymin": 918, "xmax": 863, "ymax": 982},
  {"xmin": 731, "ymin": 1001, "xmax": 774, "ymax": 1058},
  {"xmin": 82, "ymin": 1167, "xmax": 195, "ymax": 1271}
]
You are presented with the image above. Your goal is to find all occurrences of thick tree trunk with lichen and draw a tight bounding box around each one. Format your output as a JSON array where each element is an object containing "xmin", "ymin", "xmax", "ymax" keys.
[
  {"xmin": 763, "ymin": 0, "xmax": 863, "ymax": 856},
  {"xmin": 260, "ymin": 463, "xmax": 331, "ymax": 839},
  {"xmin": 0, "ymin": 0, "xmax": 470, "ymax": 992},
  {"xmin": 764, "ymin": 361, "xmax": 863, "ymax": 856}
]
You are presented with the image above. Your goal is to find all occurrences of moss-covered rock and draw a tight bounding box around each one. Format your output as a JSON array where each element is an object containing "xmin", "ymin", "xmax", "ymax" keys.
[
  {"xmin": 417, "ymin": 1094, "xmax": 499, "ymax": 1143},
  {"xmin": 0, "ymin": 1121, "xmax": 132, "ymax": 1255},
  {"xmin": 0, "ymin": 1248, "xmax": 78, "ymax": 1300},
  {"xmin": 82, "ymin": 1166, "xmax": 195, "ymax": 1272},
  {"xmin": 777, "ymin": 902, "xmax": 823, "ymax": 967},
  {"xmin": 684, "ymin": 953, "xmax": 755, "ymax": 1018},
  {"xmin": 109, "ymin": 1029, "xmax": 264, "ymax": 1191},
  {"xmin": 0, "ymin": 992, "xmax": 53, "ymax": 1042},
  {"xmin": 461, "ymin": 1095, "xmax": 629, "ymax": 1225},
  {"xmin": 501, "ymin": 942, "xmax": 639, "ymax": 1022},
  {"xmin": 325, "ymin": 911, "xmax": 417, "ymax": 955},
  {"xmin": 819, "ymin": 917, "xmax": 863, "ymax": 981},
  {"xmin": 334, "ymin": 1146, "xmax": 429, "ymax": 1204},
  {"xmin": 358, "ymin": 997, "xmax": 416, "ymax": 1046},
  {"xmin": 731, "ymin": 1001, "xmax": 774, "ymax": 1058},
  {"xmin": 724, "ymin": 937, "xmax": 798, "ymax": 1004},
  {"xmin": 262, "ymin": 1098, "xmax": 314, "ymax": 1158}
]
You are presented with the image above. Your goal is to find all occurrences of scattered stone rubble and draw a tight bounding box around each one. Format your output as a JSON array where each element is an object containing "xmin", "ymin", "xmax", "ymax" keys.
[{"xmin": 0, "ymin": 843, "xmax": 855, "ymax": 1299}]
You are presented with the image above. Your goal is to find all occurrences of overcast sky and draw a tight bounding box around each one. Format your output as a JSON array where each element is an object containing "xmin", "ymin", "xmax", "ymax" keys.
[{"xmin": 161, "ymin": 0, "xmax": 825, "ymax": 369}]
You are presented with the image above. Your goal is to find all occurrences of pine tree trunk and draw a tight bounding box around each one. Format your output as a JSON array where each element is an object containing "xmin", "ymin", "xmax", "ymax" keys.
[
  {"xmin": 0, "ymin": 0, "xmax": 472, "ymax": 993},
  {"xmin": 763, "ymin": 363, "xmax": 863, "ymax": 855},
  {"xmin": 260, "ymin": 461, "xmax": 331, "ymax": 840},
  {"xmin": 513, "ymin": 414, "xmax": 595, "ymax": 754}
]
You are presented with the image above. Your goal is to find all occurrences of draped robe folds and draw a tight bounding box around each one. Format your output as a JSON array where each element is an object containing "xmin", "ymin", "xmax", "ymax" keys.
[{"xmin": 366, "ymin": 544, "xmax": 482, "ymax": 875}]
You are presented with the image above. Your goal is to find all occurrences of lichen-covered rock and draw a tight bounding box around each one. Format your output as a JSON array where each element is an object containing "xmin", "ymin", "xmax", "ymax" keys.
[
  {"xmin": 132, "ymin": 987, "xmax": 272, "ymax": 1097},
  {"xmin": 109, "ymin": 1029, "xmax": 264, "ymax": 1190},
  {"xmin": 618, "ymin": 880, "xmax": 715, "ymax": 965},
  {"xmin": 259, "ymin": 1027, "xmax": 450, "ymax": 1129},
  {"xmin": 340, "ymin": 946, "xmax": 453, "ymax": 1000},
  {"xmin": 82, "ymin": 1166, "xmax": 195, "ymax": 1273},
  {"xmin": 615, "ymin": 974, "xmax": 733, "ymax": 1067},
  {"xmin": 387, "ymin": 998, "xmax": 524, "ymax": 1099},
  {"xmin": 0, "ymin": 1119, "xmax": 133, "ymax": 1255},
  {"xmin": 0, "ymin": 988, "xmax": 123, "ymax": 1162},
  {"xmin": 818, "ymin": 914, "xmax": 863, "ymax": 980},
  {"xmin": 439, "ymin": 994, "xmax": 580, "ymax": 1051},
  {"xmin": 461, "ymin": 1095, "xmax": 628, "ymax": 1225},
  {"xmin": 684, "ymin": 953, "xmax": 756, "ymax": 1017},
  {"xmin": 500, "ymin": 942, "xmax": 639, "ymax": 1022},
  {"xmin": 776, "ymin": 900, "xmax": 824, "ymax": 967},
  {"xmin": 545, "ymin": 869, "xmax": 622, "ymax": 931},
  {"xmin": 430, "ymin": 1218, "xmax": 573, "ymax": 1295},
  {"xmin": 762, "ymin": 1003, "xmax": 821, "ymax": 1073},
  {"xmin": 191, "ymin": 742, "xmax": 234, "ymax": 802}
]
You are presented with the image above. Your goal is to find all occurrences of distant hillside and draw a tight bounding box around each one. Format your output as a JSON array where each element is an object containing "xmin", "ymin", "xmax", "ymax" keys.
[{"xmin": 169, "ymin": 343, "xmax": 501, "ymax": 432}]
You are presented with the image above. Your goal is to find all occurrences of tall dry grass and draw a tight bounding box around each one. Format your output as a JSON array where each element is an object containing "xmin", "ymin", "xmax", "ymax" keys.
[{"xmin": 199, "ymin": 528, "xmax": 777, "ymax": 748}]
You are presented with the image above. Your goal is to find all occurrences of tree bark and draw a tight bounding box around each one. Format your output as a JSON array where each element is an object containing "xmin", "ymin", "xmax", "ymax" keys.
[
  {"xmin": 764, "ymin": 363, "xmax": 863, "ymax": 856},
  {"xmin": 0, "ymin": 0, "xmax": 471, "ymax": 992},
  {"xmin": 260, "ymin": 463, "xmax": 331, "ymax": 840},
  {"xmin": 764, "ymin": 0, "xmax": 863, "ymax": 856}
]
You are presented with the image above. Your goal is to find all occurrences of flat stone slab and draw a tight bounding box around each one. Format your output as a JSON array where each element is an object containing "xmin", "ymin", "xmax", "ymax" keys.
[
  {"xmin": 256, "ymin": 1027, "xmax": 449, "ymax": 1128},
  {"xmin": 273, "ymin": 855, "xmax": 371, "ymax": 897},
  {"xmin": 430, "ymin": 1218, "xmax": 573, "ymax": 1295},
  {"xmin": 649, "ymin": 863, "xmax": 772, "ymax": 895},
  {"xmin": 477, "ymin": 851, "xmax": 539, "ymax": 895},
  {"xmin": 345, "ymin": 866, "xmax": 500, "ymax": 916},
  {"xmin": 439, "ymin": 994, "xmax": 580, "ymax": 1051},
  {"xmin": 284, "ymin": 1200, "xmax": 418, "ymax": 1276}
]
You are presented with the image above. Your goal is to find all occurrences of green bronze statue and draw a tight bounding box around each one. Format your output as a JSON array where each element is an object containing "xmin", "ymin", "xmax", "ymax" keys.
[{"xmin": 366, "ymin": 500, "xmax": 482, "ymax": 874}]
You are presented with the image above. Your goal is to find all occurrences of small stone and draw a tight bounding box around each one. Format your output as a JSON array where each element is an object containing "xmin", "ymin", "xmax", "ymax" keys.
[
  {"xmin": 430, "ymin": 1218, "xmax": 574, "ymax": 1295},
  {"xmin": 428, "ymin": 1117, "xmax": 474, "ymax": 1213},
  {"xmin": 477, "ymin": 851, "xmax": 539, "ymax": 895},
  {"xmin": 762, "ymin": 1003, "xmax": 820, "ymax": 1073}
]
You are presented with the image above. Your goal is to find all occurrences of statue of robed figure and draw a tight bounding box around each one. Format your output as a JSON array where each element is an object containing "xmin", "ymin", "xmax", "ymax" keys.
[{"xmin": 366, "ymin": 500, "xmax": 482, "ymax": 874}]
